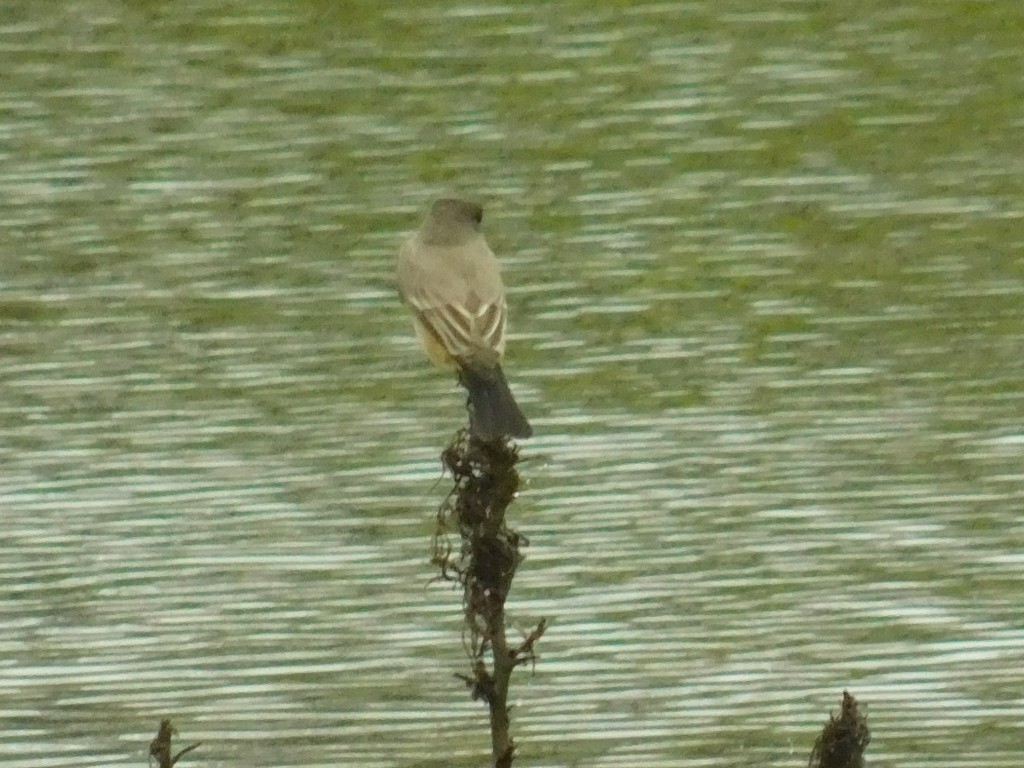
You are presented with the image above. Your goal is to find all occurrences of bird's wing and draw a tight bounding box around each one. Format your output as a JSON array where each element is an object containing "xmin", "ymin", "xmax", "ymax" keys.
[{"xmin": 398, "ymin": 239, "xmax": 508, "ymax": 363}]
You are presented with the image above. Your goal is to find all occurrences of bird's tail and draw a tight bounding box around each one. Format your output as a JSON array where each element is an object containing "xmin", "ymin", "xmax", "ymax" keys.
[{"xmin": 459, "ymin": 364, "xmax": 533, "ymax": 442}]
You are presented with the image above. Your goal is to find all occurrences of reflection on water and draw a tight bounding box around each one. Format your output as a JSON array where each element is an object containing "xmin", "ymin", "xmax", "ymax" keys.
[{"xmin": 1, "ymin": 1, "xmax": 1023, "ymax": 766}]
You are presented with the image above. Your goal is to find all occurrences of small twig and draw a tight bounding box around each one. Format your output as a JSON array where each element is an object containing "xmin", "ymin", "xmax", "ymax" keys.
[
  {"xmin": 808, "ymin": 691, "xmax": 870, "ymax": 768},
  {"xmin": 454, "ymin": 660, "xmax": 495, "ymax": 703},
  {"xmin": 512, "ymin": 618, "xmax": 547, "ymax": 669},
  {"xmin": 148, "ymin": 719, "xmax": 201, "ymax": 768}
]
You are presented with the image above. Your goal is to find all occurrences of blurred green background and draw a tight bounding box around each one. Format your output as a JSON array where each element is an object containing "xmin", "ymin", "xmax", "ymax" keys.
[{"xmin": 1, "ymin": 1, "xmax": 1022, "ymax": 766}]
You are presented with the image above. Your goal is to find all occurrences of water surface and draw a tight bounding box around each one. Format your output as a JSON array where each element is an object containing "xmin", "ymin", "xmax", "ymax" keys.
[{"xmin": 1, "ymin": 1, "xmax": 1022, "ymax": 766}]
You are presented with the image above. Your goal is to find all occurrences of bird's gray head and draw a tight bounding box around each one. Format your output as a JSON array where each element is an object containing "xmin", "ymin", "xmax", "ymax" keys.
[
  {"xmin": 420, "ymin": 198, "xmax": 484, "ymax": 245},
  {"xmin": 431, "ymin": 198, "xmax": 483, "ymax": 226}
]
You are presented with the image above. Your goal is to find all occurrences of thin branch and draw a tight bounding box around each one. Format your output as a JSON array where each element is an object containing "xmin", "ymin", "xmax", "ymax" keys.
[{"xmin": 433, "ymin": 429, "xmax": 544, "ymax": 767}]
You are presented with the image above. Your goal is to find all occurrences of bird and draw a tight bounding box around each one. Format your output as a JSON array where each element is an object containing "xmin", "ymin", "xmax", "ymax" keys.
[{"xmin": 397, "ymin": 198, "xmax": 532, "ymax": 442}]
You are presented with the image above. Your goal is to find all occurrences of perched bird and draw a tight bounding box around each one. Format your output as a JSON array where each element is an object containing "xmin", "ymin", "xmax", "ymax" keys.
[{"xmin": 397, "ymin": 198, "xmax": 532, "ymax": 442}]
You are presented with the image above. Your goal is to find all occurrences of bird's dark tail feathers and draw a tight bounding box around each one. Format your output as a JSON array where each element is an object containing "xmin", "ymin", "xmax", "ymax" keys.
[{"xmin": 459, "ymin": 364, "xmax": 533, "ymax": 442}]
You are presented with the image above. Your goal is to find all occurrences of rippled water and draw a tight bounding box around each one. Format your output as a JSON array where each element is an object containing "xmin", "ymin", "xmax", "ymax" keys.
[{"xmin": 2, "ymin": 1, "xmax": 1023, "ymax": 766}]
